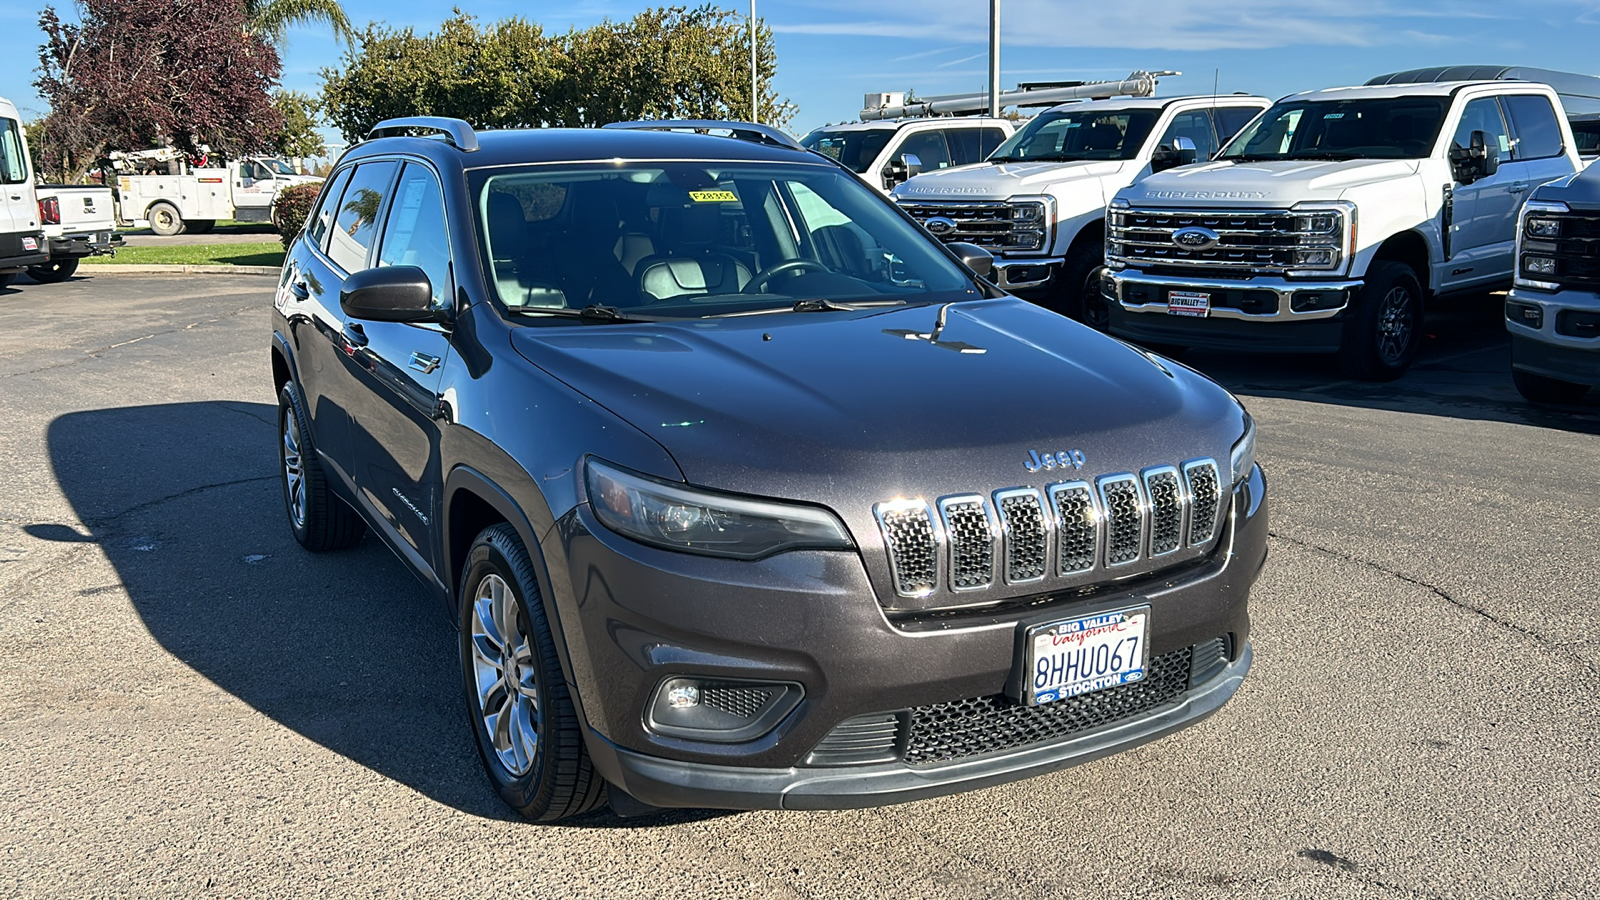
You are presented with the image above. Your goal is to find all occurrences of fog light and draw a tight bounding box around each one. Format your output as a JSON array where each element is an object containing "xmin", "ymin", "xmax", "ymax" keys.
[
  {"xmin": 1292, "ymin": 248, "xmax": 1335, "ymax": 267},
  {"xmin": 647, "ymin": 677, "xmax": 803, "ymax": 743},
  {"xmin": 665, "ymin": 681, "xmax": 701, "ymax": 709},
  {"xmin": 1290, "ymin": 290, "xmax": 1347, "ymax": 313},
  {"xmin": 1523, "ymin": 256, "xmax": 1557, "ymax": 276},
  {"xmin": 1506, "ymin": 301, "xmax": 1543, "ymax": 329}
]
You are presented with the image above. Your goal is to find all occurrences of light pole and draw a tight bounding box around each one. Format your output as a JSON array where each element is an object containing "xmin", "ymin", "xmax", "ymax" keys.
[
  {"xmin": 988, "ymin": 0, "xmax": 1000, "ymax": 118},
  {"xmin": 750, "ymin": 0, "xmax": 759, "ymax": 124}
]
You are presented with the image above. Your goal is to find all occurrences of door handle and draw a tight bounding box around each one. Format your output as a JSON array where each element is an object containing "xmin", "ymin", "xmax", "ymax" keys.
[
  {"xmin": 289, "ymin": 281, "xmax": 309, "ymax": 300},
  {"xmin": 409, "ymin": 352, "xmax": 441, "ymax": 374},
  {"xmin": 342, "ymin": 322, "xmax": 369, "ymax": 348},
  {"xmin": 1507, "ymin": 182, "xmax": 1528, "ymax": 195}
]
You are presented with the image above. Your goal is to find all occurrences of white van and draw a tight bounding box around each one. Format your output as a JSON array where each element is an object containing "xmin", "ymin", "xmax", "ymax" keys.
[{"xmin": 0, "ymin": 97, "xmax": 48, "ymax": 289}]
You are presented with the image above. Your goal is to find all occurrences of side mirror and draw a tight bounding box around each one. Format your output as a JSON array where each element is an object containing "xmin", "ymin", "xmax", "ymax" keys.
[
  {"xmin": 1151, "ymin": 137, "xmax": 1198, "ymax": 173},
  {"xmin": 1450, "ymin": 129, "xmax": 1500, "ymax": 184},
  {"xmin": 881, "ymin": 152, "xmax": 925, "ymax": 189},
  {"xmin": 1474, "ymin": 130, "xmax": 1499, "ymax": 177},
  {"xmin": 339, "ymin": 265, "xmax": 443, "ymax": 323},
  {"xmin": 946, "ymin": 241, "xmax": 994, "ymax": 279}
]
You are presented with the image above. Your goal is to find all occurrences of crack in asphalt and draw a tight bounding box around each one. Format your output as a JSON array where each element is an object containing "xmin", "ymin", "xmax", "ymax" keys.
[
  {"xmin": 0, "ymin": 304, "xmax": 259, "ymax": 379},
  {"xmin": 82, "ymin": 475, "xmax": 278, "ymax": 531},
  {"xmin": 215, "ymin": 400, "xmax": 276, "ymax": 428},
  {"xmin": 1269, "ymin": 530, "xmax": 1598, "ymax": 679}
]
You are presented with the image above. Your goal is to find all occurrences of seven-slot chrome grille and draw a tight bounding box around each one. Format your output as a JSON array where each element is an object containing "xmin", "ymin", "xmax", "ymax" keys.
[{"xmin": 873, "ymin": 459, "xmax": 1225, "ymax": 602}]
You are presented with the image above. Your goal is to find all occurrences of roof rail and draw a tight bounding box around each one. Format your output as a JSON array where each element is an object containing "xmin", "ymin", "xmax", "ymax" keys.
[
  {"xmin": 367, "ymin": 117, "xmax": 479, "ymax": 152},
  {"xmin": 602, "ymin": 120, "xmax": 804, "ymax": 151}
]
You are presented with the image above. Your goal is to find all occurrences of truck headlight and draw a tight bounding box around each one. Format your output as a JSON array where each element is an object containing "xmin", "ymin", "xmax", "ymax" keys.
[
  {"xmin": 1525, "ymin": 217, "xmax": 1562, "ymax": 238},
  {"xmin": 1229, "ymin": 413, "xmax": 1257, "ymax": 487},
  {"xmin": 585, "ymin": 458, "xmax": 854, "ymax": 560},
  {"xmin": 1515, "ymin": 200, "xmax": 1569, "ymax": 292},
  {"xmin": 1285, "ymin": 201, "xmax": 1355, "ymax": 275}
]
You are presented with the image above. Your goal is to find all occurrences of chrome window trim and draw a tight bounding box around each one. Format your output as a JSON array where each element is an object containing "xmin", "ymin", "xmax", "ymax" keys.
[
  {"xmin": 991, "ymin": 487, "xmax": 1053, "ymax": 586},
  {"xmin": 936, "ymin": 494, "xmax": 999, "ymax": 593}
]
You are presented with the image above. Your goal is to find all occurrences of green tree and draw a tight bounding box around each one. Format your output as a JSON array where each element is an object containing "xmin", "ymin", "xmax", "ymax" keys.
[
  {"xmin": 319, "ymin": 5, "xmax": 792, "ymax": 143},
  {"xmin": 245, "ymin": 0, "xmax": 354, "ymax": 48},
  {"xmin": 271, "ymin": 90, "xmax": 326, "ymax": 158}
]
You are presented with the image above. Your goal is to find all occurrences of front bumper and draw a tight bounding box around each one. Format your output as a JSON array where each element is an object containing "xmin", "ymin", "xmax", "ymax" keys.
[
  {"xmin": 47, "ymin": 230, "xmax": 123, "ymax": 259},
  {"xmin": 1507, "ymin": 287, "xmax": 1600, "ymax": 386},
  {"xmin": 0, "ymin": 230, "xmax": 50, "ymax": 270},
  {"xmin": 991, "ymin": 258, "xmax": 1062, "ymax": 291},
  {"xmin": 1103, "ymin": 269, "xmax": 1362, "ymax": 352},
  {"xmin": 546, "ymin": 464, "xmax": 1268, "ymax": 810}
]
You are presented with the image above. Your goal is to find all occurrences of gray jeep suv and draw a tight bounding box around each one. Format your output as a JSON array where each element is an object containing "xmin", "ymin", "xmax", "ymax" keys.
[{"xmin": 269, "ymin": 117, "xmax": 1267, "ymax": 822}]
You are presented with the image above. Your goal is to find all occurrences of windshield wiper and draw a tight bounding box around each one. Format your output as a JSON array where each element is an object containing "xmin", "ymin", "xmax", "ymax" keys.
[
  {"xmin": 509, "ymin": 304, "xmax": 669, "ymax": 323},
  {"xmin": 710, "ymin": 298, "xmax": 908, "ymax": 318}
]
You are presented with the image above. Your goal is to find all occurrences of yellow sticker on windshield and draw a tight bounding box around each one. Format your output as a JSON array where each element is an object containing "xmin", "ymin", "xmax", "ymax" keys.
[{"xmin": 689, "ymin": 190, "xmax": 737, "ymax": 202}]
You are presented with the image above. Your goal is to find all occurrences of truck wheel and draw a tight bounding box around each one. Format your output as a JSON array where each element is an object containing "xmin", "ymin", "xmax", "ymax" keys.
[
  {"xmin": 147, "ymin": 202, "xmax": 186, "ymax": 237},
  {"xmin": 1338, "ymin": 261, "xmax": 1422, "ymax": 381},
  {"xmin": 1512, "ymin": 369, "xmax": 1590, "ymax": 405},
  {"xmin": 26, "ymin": 259, "xmax": 80, "ymax": 283},
  {"xmin": 1051, "ymin": 243, "xmax": 1109, "ymax": 331},
  {"xmin": 460, "ymin": 523, "xmax": 607, "ymax": 822}
]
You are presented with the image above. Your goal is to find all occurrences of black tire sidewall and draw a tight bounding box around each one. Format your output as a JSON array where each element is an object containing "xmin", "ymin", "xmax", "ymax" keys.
[
  {"xmin": 1052, "ymin": 244, "xmax": 1109, "ymax": 329},
  {"xmin": 1343, "ymin": 262, "xmax": 1423, "ymax": 381},
  {"xmin": 28, "ymin": 258, "xmax": 79, "ymax": 283}
]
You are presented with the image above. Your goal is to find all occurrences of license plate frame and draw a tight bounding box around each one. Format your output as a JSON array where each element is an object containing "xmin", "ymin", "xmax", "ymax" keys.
[
  {"xmin": 1167, "ymin": 290, "xmax": 1210, "ymax": 317},
  {"xmin": 1016, "ymin": 606, "xmax": 1151, "ymax": 706}
]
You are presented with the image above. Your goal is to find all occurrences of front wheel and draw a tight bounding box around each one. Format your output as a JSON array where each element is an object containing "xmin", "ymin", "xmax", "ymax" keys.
[
  {"xmin": 26, "ymin": 258, "xmax": 80, "ymax": 283},
  {"xmin": 459, "ymin": 524, "xmax": 606, "ymax": 822},
  {"xmin": 1512, "ymin": 368, "xmax": 1590, "ymax": 405},
  {"xmin": 1338, "ymin": 261, "xmax": 1423, "ymax": 381},
  {"xmin": 1049, "ymin": 243, "xmax": 1109, "ymax": 331}
]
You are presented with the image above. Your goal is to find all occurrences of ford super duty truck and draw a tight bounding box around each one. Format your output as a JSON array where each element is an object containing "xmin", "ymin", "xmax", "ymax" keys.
[
  {"xmin": 893, "ymin": 94, "xmax": 1270, "ymax": 326},
  {"xmin": 1505, "ymin": 163, "xmax": 1600, "ymax": 403},
  {"xmin": 1102, "ymin": 77, "xmax": 1586, "ymax": 380}
]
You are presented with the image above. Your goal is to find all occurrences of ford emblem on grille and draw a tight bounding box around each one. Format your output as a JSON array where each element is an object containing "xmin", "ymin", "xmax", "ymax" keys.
[
  {"xmin": 924, "ymin": 216, "xmax": 958, "ymax": 237},
  {"xmin": 1172, "ymin": 226, "xmax": 1220, "ymax": 250},
  {"xmin": 1025, "ymin": 449, "xmax": 1086, "ymax": 472}
]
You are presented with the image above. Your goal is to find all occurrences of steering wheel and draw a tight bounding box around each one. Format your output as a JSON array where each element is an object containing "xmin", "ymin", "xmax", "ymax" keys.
[{"xmin": 742, "ymin": 259, "xmax": 830, "ymax": 293}]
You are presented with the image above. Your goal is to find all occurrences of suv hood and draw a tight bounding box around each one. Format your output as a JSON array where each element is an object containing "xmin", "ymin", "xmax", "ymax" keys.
[
  {"xmin": 1121, "ymin": 158, "xmax": 1421, "ymax": 207},
  {"xmin": 895, "ymin": 160, "xmax": 1127, "ymax": 200},
  {"xmin": 512, "ymin": 299, "xmax": 1244, "ymax": 507}
]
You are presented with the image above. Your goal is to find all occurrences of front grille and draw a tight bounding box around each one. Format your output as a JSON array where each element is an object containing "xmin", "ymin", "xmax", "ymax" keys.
[
  {"xmin": 898, "ymin": 200, "xmax": 1049, "ymax": 253},
  {"xmin": 902, "ymin": 646, "xmax": 1193, "ymax": 765},
  {"xmin": 1541, "ymin": 214, "xmax": 1600, "ymax": 290},
  {"xmin": 1108, "ymin": 207, "xmax": 1344, "ymax": 275},
  {"xmin": 874, "ymin": 459, "xmax": 1227, "ymax": 603}
]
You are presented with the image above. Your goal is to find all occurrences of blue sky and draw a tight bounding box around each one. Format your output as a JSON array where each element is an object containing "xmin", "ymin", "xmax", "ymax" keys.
[{"xmin": 5, "ymin": 0, "xmax": 1600, "ymax": 140}]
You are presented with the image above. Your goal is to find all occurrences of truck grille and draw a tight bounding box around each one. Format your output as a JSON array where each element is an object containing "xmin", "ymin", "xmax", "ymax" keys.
[
  {"xmin": 1107, "ymin": 207, "xmax": 1346, "ymax": 275},
  {"xmin": 873, "ymin": 459, "xmax": 1225, "ymax": 603},
  {"xmin": 1532, "ymin": 213, "xmax": 1600, "ymax": 291},
  {"xmin": 898, "ymin": 200, "xmax": 1050, "ymax": 253}
]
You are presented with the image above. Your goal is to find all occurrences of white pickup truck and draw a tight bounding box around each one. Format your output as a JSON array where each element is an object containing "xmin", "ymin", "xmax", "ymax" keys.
[
  {"xmin": 892, "ymin": 94, "xmax": 1271, "ymax": 324},
  {"xmin": 799, "ymin": 117, "xmax": 1014, "ymax": 195},
  {"xmin": 1103, "ymin": 77, "xmax": 1586, "ymax": 379},
  {"xmin": 0, "ymin": 96, "xmax": 48, "ymax": 289},
  {"xmin": 31, "ymin": 184, "xmax": 121, "ymax": 282},
  {"xmin": 112, "ymin": 154, "xmax": 320, "ymax": 236}
]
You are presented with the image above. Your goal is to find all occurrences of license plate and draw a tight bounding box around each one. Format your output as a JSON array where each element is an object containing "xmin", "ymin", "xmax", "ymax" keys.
[
  {"xmin": 1167, "ymin": 290, "xmax": 1210, "ymax": 317},
  {"xmin": 22, "ymin": 237, "xmax": 38, "ymax": 251},
  {"xmin": 1021, "ymin": 607, "xmax": 1150, "ymax": 706}
]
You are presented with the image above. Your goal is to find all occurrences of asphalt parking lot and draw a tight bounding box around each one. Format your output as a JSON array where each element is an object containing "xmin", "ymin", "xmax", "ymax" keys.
[{"xmin": 1, "ymin": 273, "xmax": 1596, "ymax": 898}]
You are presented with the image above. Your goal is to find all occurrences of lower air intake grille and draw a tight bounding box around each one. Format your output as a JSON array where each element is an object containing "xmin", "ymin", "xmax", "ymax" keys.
[
  {"xmin": 806, "ymin": 712, "xmax": 903, "ymax": 766},
  {"xmin": 902, "ymin": 647, "xmax": 1193, "ymax": 765},
  {"xmin": 1188, "ymin": 635, "xmax": 1231, "ymax": 687},
  {"xmin": 702, "ymin": 686, "xmax": 774, "ymax": 719}
]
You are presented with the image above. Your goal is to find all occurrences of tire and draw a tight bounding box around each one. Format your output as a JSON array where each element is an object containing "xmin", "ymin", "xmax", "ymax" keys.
[
  {"xmin": 459, "ymin": 523, "xmax": 607, "ymax": 822},
  {"xmin": 277, "ymin": 382, "xmax": 366, "ymax": 551},
  {"xmin": 26, "ymin": 258, "xmax": 80, "ymax": 283},
  {"xmin": 147, "ymin": 202, "xmax": 186, "ymax": 236},
  {"xmin": 1048, "ymin": 242, "xmax": 1110, "ymax": 331},
  {"xmin": 186, "ymin": 219, "xmax": 215, "ymax": 234},
  {"xmin": 1338, "ymin": 261, "xmax": 1423, "ymax": 381},
  {"xmin": 1512, "ymin": 368, "xmax": 1590, "ymax": 405}
]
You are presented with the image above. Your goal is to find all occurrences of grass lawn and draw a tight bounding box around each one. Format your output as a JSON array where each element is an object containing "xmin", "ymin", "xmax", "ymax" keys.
[{"xmin": 84, "ymin": 242, "xmax": 285, "ymax": 267}]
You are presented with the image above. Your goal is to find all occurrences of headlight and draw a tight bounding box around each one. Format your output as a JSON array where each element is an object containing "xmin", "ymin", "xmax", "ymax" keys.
[
  {"xmin": 1229, "ymin": 413, "xmax": 1256, "ymax": 487},
  {"xmin": 1285, "ymin": 201, "xmax": 1355, "ymax": 275},
  {"xmin": 1515, "ymin": 200, "xmax": 1569, "ymax": 292},
  {"xmin": 584, "ymin": 458, "xmax": 854, "ymax": 560},
  {"xmin": 1525, "ymin": 217, "xmax": 1562, "ymax": 238}
]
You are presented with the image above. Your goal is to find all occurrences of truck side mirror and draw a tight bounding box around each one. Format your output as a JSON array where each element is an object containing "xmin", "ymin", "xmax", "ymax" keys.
[
  {"xmin": 881, "ymin": 153, "xmax": 924, "ymax": 190},
  {"xmin": 1151, "ymin": 137, "xmax": 1197, "ymax": 173},
  {"xmin": 1450, "ymin": 129, "xmax": 1499, "ymax": 184},
  {"xmin": 1474, "ymin": 130, "xmax": 1499, "ymax": 177}
]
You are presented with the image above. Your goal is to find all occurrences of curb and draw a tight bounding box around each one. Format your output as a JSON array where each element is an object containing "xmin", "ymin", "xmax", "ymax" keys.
[{"xmin": 78, "ymin": 264, "xmax": 281, "ymax": 277}]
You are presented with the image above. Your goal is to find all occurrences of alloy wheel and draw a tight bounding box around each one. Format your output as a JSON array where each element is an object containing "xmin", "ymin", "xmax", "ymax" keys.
[
  {"xmin": 1375, "ymin": 285, "xmax": 1414, "ymax": 364},
  {"xmin": 469, "ymin": 573, "xmax": 541, "ymax": 776},
  {"xmin": 281, "ymin": 410, "xmax": 306, "ymax": 529}
]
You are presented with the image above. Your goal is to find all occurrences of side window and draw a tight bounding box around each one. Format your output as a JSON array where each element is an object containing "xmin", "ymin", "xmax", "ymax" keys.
[
  {"xmin": 306, "ymin": 165, "xmax": 354, "ymax": 250},
  {"xmin": 1214, "ymin": 107, "xmax": 1263, "ymax": 143},
  {"xmin": 327, "ymin": 160, "xmax": 398, "ymax": 273},
  {"xmin": 1502, "ymin": 95, "xmax": 1565, "ymax": 160},
  {"xmin": 1158, "ymin": 111, "xmax": 1216, "ymax": 160},
  {"xmin": 377, "ymin": 163, "xmax": 452, "ymax": 310},
  {"xmin": 944, "ymin": 129, "xmax": 982, "ymax": 167},
  {"xmin": 0, "ymin": 118, "xmax": 28, "ymax": 184},
  {"xmin": 1452, "ymin": 98, "xmax": 1511, "ymax": 159},
  {"xmin": 979, "ymin": 128, "xmax": 1007, "ymax": 159},
  {"xmin": 898, "ymin": 130, "xmax": 952, "ymax": 170}
]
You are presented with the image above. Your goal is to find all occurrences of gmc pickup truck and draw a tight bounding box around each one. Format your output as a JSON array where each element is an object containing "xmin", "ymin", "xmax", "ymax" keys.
[
  {"xmin": 32, "ymin": 184, "xmax": 121, "ymax": 282},
  {"xmin": 1102, "ymin": 77, "xmax": 1584, "ymax": 380}
]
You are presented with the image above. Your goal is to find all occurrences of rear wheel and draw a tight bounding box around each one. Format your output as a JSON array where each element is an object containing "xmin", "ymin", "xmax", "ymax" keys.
[
  {"xmin": 278, "ymin": 382, "xmax": 365, "ymax": 551},
  {"xmin": 1512, "ymin": 368, "xmax": 1590, "ymax": 405},
  {"xmin": 459, "ymin": 523, "xmax": 607, "ymax": 822},
  {"xmin": 26, "ymin": 258, "xmax": 80, "ymax": 283},
  {"xmin": 147, "ymin": 202, "xmax": 186, "ymax": 237},
  {"xmin": 1338, "ymin": 261, "xmax": 1423, "ymax": 381}
]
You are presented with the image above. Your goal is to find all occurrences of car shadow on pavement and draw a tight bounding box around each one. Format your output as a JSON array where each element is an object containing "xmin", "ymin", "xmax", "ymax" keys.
[{"xmin": 43, "ymin": 401, "xmax": 523, "ymax": 820}]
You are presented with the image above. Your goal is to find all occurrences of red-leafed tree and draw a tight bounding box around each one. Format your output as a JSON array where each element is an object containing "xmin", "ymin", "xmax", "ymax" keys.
[{"xmin": 33, "ymin": 0, "xmax": 284, "ymax": 181}]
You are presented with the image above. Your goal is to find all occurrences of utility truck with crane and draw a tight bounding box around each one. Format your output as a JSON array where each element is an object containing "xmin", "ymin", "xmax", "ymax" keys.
[{"xmin": 106, "ymin": 148, "xmax": 321, "ymax": 236}]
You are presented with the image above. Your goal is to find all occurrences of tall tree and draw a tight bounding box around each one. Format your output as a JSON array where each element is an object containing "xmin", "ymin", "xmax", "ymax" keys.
[
  {"xmin": 271, "ymin": 90, "xmax": 326, "ymax": 158},
  {"xmin": 319, "ymin": 6, "xmax": 793, "ymax": 143},
  {"xmin": 244, "ymin": 0, "xmax": 354, "ymax": 49},
  {"xmin": 34, "ymin": 0, "xmax": 283, "ymax": 180}
]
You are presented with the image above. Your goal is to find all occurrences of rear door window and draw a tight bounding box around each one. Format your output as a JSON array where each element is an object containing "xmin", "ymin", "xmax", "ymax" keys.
[
  {"xmin": 306, "ymin": 165, "xmax": 353, "ymax": 250},
  {"xmin": 327, "ymin": 160, "xmax": 399, "ymax": 273},
  {"xmin": 979, "ymin": 127, "xmax": 1007, "ymax": 159},
  {"xmin": 1502, "ymin": 94, "xmax": 1565, "ymax": 160},
  {"xmin": 944, "ymin": 129, "xmax": 982, "ymax": 166}
]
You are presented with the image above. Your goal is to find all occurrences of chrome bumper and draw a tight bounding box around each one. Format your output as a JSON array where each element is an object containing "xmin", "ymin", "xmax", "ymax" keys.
[
  {"xmin": 992, "ymin": 258, "xmax": 1061, "ymax": 290},
  {"xmin": 1104, "ymin": 269, "xmax": 1364, "ymax": 323}
]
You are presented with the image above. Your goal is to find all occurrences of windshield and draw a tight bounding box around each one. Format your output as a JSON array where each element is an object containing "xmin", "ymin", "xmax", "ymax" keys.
[
  {"xmin": 1218, "ymin": 98, "xmax": 1447, "ymax": 161},
  {"xmin": 261, "ymin": 158, "xmax": 297, "ymax": 175},
  {"xmin": 988, "ymin": 108, "xmax": 1159, "ymax": 162},
  {"xmin": 471, "ymin": 161, "xmax": 981, "ymax": 320},
  {"xmin": 798, "ymin": 129, "xmax": 893, "ymax": 173}
]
